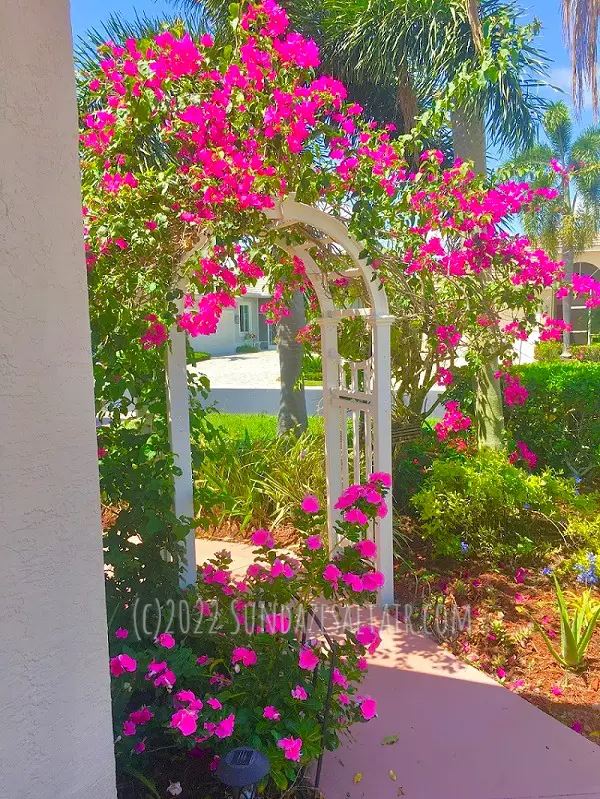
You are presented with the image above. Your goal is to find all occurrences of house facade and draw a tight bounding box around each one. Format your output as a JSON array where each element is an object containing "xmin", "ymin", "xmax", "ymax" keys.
[
  {"xmin": 189, "ymin": 282, "xmax": 277, "ymax": 356},
  {"xmin": 554, "ymin": 246, "xmax": 600, "ymax": 345}
]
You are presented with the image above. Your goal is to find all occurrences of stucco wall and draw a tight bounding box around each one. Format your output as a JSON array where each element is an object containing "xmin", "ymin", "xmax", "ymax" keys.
[{"xmin": 0, "ymin": 2, "xmax": 117, "ymax": 797}]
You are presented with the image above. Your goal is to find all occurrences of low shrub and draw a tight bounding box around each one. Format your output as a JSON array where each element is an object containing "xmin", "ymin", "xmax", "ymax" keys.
[
  {"xmin": 572, "ymin": 344, "xmax": 600, "ymax": 362},
  {"xmin": 190, "ymin": 350, "xmax": 211, "ymax": 363},
  {"xmin": 192, "ymin": 414, "xmax": 327, "ymax": 530},
  {"xmin": 236, "ymin": 344, "xmax": 260, "ymax": 354},
  {"xmin": 110, "ymin": 478, "xmax": 390, "ymax": 796},
  {"xmin": 507, "ymin": 362, "xmax": 600, "ymax": 482},
  {"xmin": 303, "ymin": 351, "xmax": 322, "ymax": 382},
  {"xmin": 410, "ymin": 448, "xmax": 594, "ymax": 560},
  {"xmin": 534, "ymin": 340, "xmax": 562, "ymax": 362}
]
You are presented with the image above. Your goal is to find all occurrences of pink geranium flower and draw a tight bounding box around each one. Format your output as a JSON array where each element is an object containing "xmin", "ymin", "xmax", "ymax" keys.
[
  {"xmin": 231, "ymin": 647, "xmax": 257, "ymax": 667},
  {"xmin": 263, "ymin": 705, "xmax": 281, "ymax": 720},
  {"xmin": 156, "ymin": 632, "xmax": 176, "ymax": 649},
  {"xmin": 110, "ymin": 653, "xmax": 137, "ymax": 677},
  {"xmin": 129, "ymin": 706, "xmax": 153, "ymax": 725},
  {"xmin": 301, "ymin": 494, "xmax": 320, "ymax": 513},
  {"xmin": 355, "ymin": 539, "xmax": 377, "ymax": 559},
  {"xmin": 323, "ymin": 563, "xmax": 342, "ymax": 588},
  {"xmin": 298, "ymin": 647, "xmax": 319, "ymax": 671},
  {"xmin": 115, "ymin": 628, "xmax": 128, "ymax": 639},
  {"xmin": 170, "ymin": 708, "xmax": 198, "ymax": 736},
  {"xmin": 344, "ymin": 508, "xmax": 369, "ymax": 525},
  {"xmin": 251, "ymin": 528, "xmax": 274, "ymax": 548},
  {"xmin": 369, "ymin": 472, "xmax": 391, "ymax": 488},
  {"xmin": 215, "ymin": 713, "xmax": 235, "ymax": 738},
  {"xmin": 264, "ymin": 613, "xmax": 291, "ymax": 634},
  {"xmin": 207, "ymin": 697, "xmax": 222, "ymax": 710},
  {"xmin": 154, "ymin": 669, "xmax": 176, "ymax": 689},
  {"xmin": 306, "ymin": 535, "xmax": 323, "ymax": 550},
  {"xmin": 123, "ymin": 720, "xmax": 136, "ymax": 736},
  {"xmin": 360, "ymin": 697, "xmax": 377, "ymax": 719},
  {"xmin": 291, "ymin": 685, "xmax": 308, "ymax": 700},
  {"xmin": 278, "ymin": 736, "xmax": 303, "ymax": 761}
]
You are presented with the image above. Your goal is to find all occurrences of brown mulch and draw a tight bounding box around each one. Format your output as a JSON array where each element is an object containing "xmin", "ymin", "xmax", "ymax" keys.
[
  {"xmin": 198, "ymin": 518, "xmax": 302, "ymax": 548},
  {"xmin": 395, "ymin": 559, "xmax": 600, "ymax": 744}
]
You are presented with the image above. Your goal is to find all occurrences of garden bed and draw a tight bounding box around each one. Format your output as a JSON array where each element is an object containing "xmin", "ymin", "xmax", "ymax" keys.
[{"xmin": 394, "ymin": 548, "xmax": 600, "ymax": 743}]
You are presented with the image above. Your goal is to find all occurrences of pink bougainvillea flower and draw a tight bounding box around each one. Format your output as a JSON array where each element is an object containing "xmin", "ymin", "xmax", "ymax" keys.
[
  {"xmin": 156, "ymin": 632, "xmax": 176, "ymax": 649},
  {"xmin": 332, "ymin": 668, "xmax": 349, "ymax": 688},
  {"xmin": 306, "ymin": 535, "xmax": 323, "ymax": 550},
  {"xmin": 291, "ymin": 685, "xmax": 308, "ymax": 700},
  {"xmin": 496, "ymin": 668, "xmax": 506, "ymax": 679},
  {"xmin": 571, "ymin": 721, "xmax": 583, "ymax": 734},
  {"xmin": 196, "ymin": 655, "xmax": 209, "ymax": 666},
  {"xmin": 299, "ymin": 647, "xmax": 319, "ymax": 671},
  {"xmin": 123, "ymin": 720, "xmax": 136, "ymax": 736},
  {"xmin": 344, "ymin": 508, "xmax": 369, "ymax": 525},
  {"xmin": 263, "ymin": 705, "xmax": 281, "ymax": 720},
  {"xmin": 343, "ymin": 572, "xmax": 364, "ymax": 592},
  {"xmin": 278, "ymin": 736, "xmax": 303, "ymax": 761},
  {"xmin": 360, "ymin": 697, "xmax": 377, "ymax": 720},
  {"xmin": 271, "ymin": 558, "xmax": 294, "ymax": 579},
  {"xmin": 134, "ymin": 738, "xmax": 147, "ymax": 754},
  {"xmin": 110, "ymin": 653, "xmax": 137, "ymax": 677},
  {"xmin": 515, "ymin": 567, "xmax": 528, "ymax": 584},
  {"xmin": 355, "ymin": 539, "xmax": 377, "ymax": 559},
  {"xmin": 115, "ymin": 628, "xmax": 128, "ymax": 639},
  {"xmin": 231, "ymin": 647, "xmax": 257, "ymax": 667},
  {"xmin": 301, "ymin": 494, "xmax": 320, "ymax": 513},
  {"xmin": 170, "ymin": 708, "xmax": 199, "ymax": 736},
  {"xmin": 146, "ymin": 659, "xmax": 167, "ymax": 676},
  {"xmin": 215, "ymin": 713, "xmax": 236, "ymax": 738},
  {"xmin": 251, "ymin": 528, "xmax": 274, "ymax": 548},
  {"xmin": 551, "ymin": 685, "xmax": 563, "ymax": 696},
  {"xmin": 357, "ymin": 657, "xmax": 368, "ymax": 671}
]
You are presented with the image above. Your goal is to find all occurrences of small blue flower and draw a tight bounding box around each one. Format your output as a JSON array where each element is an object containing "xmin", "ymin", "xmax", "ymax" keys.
[
  {"xmin": 523, "ymin": 503, "xmax": 531, "ymax": 510},
  {"xmin": 541, "ymin": 567, "xmax": 553, "ymax": 576},
  {"xmin": 575, "ymin": 476, "xmax": 583, "ymax": 484},
  {"xmin": 460, "ymin": 541, "xmax": 469, "ymax": 554},
  {"xmin": 574, "ymin": 552, "xmax": 598, "ymax": 586}
]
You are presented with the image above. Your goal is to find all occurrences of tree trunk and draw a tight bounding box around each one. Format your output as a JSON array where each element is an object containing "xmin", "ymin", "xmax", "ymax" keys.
[
  {"xmin": 562, "ymin": 247, "xmax": 574, "ymax": 353},
  {"xmin": 277, "ymin": 289, "xmax": 308, "ymax": 436},
  {"xmin": 452, "ymin": 107, "xmax": 505, "ymax": 449},
  {"xmin": 474, "ymin": 360, "xmax": 504, "ymax": 449}
]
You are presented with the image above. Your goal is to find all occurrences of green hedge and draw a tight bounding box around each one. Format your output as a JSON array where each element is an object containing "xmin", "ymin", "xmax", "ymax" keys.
[
  {"xmin": 235, "ymin": 344, "xmax": 260, "ymax": 353},
  {"xmin": 534, "ymin": 340, "xmax": 562, "ymax": 362},
  {"xmin": 507, "ymin": 362, "xmax": 600, "ymax": 481}
]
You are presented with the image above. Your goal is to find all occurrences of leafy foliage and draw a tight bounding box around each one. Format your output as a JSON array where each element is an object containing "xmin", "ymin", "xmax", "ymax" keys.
[
  {"xmin": 410, "ymin": 448, "xmax": 594, "ymax": 559},
  {"xmin": 506, "ymin": 363, "xmax": 600, "ymax": 483}
]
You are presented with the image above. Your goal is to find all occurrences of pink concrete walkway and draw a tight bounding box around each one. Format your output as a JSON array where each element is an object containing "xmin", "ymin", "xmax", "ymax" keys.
[{"xmin": 196, "ymin": 540, "xmax": 600, "ymax": 799}]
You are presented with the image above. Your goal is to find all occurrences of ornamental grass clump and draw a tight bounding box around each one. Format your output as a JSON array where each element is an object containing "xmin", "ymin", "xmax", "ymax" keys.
[{"xmin": 109, "ymin": 475, "xmax": 389, "ymax": 795}]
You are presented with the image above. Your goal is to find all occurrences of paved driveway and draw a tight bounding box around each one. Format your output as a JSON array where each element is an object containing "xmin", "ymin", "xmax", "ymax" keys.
[{"xmin": 191, "ymin": 350, "xmax": 282, "ymax": 388}]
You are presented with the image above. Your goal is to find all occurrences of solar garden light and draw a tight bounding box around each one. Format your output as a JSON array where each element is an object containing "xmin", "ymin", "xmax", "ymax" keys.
[{"xmin": 216, "ymin": 747, "xmax": 270, "ymax": 799}]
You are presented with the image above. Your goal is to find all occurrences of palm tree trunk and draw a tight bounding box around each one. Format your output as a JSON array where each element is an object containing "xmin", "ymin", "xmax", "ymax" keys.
[
  {"xmin": 452, "ymin": 107, "xmax": 505, "ymax": 449},
  {"xmin": 277, "ymin": 289, "xmax": 308, "ymax": 436},
  {"xmin": 562, "ymin": 247, "xmax": 574, "ymax": 353}
]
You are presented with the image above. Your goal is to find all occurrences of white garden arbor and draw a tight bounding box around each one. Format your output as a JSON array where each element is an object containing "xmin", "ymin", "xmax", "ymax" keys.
[{"xmin": 167, "ymin": 196, "xmax": 395, "ymax": 606}]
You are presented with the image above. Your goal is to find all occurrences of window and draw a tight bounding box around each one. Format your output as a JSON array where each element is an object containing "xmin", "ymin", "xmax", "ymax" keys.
[
  {"xmin": 239, "ymin": 304, "xmax": 250, "ymax": 333},
  {"xmin": 555, "ymin": 261, "xmax": 600, "ymax": 345}
]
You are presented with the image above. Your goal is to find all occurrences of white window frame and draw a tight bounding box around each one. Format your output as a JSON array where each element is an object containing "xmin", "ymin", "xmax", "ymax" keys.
[{"xmin": 239, "ymin": 304, "xmax": 250, "ymax": 334}]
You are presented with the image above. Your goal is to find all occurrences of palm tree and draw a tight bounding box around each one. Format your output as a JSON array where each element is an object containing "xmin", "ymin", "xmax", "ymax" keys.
[
  {"xmin": 562, "ymin": 0, "xmax": 600, "ymax": 116},
  {"xmin": 505, "ymin": 101, "xmax": 600, "ymax": 351}
]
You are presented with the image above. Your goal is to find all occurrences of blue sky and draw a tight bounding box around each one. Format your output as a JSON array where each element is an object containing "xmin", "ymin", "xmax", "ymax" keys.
[{"xmin": 69, "ymin": 0, "xmax": 593, "ymax": 144}]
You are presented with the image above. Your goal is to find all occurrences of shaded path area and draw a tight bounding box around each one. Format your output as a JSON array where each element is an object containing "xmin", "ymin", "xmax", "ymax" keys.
[{"xmin": 195, "ymin": 540, "xmax": 600, "ymax": 799}]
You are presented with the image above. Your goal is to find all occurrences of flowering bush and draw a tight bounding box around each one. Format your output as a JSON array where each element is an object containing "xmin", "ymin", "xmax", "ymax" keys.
[
  {"xmin": 410, "ymin": 449, "xmax": 591, "ymax": 559},
  {"xmin": 110, "ymin": 477, "xmax": 389, "ymax": 795}
]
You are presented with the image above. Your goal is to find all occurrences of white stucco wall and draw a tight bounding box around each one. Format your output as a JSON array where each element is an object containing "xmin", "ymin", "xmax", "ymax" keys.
[{"xmin": 0, "ymin": 2, "xmax": 117, "ymax": 797}]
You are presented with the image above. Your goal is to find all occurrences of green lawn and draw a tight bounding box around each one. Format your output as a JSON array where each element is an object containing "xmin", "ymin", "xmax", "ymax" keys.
[{"xmin": 207, "ymin": 412, "xmax": 324, "ymax": 439}]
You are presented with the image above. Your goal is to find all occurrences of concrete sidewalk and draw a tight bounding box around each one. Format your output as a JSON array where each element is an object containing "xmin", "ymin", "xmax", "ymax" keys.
[{"xmin": 195, "ymin": 538, "xmax": 600, "ymax": 799}]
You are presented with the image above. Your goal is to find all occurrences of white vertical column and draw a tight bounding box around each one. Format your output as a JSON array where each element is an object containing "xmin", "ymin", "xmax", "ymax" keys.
[
  {"xmin": 0, "ymin": 1, "xmax": 117, "ymax": 795},
  {"xmin": 320, "ymin": 314, "xmax": 343, "ymax": 551},
  {"xmin": 166, "ymin": 311, "xmax": 197, "ymax": 588},
  {"xmin": 372, "ymin": 315, "xmax": 395, "ymax": 606}
]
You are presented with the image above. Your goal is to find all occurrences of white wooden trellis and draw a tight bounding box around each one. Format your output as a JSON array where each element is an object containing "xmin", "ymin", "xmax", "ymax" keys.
[{"xmin": 167, "ymin": 197, "xmax": 395, "ymax": 606}]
